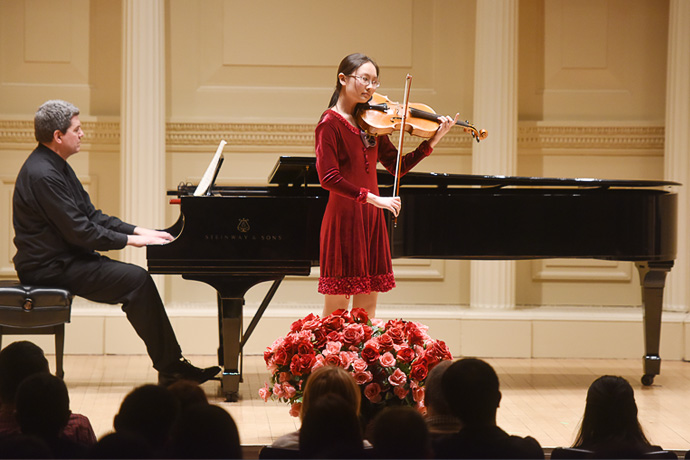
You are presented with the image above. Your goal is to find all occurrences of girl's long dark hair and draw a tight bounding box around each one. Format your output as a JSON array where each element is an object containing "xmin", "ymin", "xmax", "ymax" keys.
[
  {"xmin": 572, "ymin": 375, "xmax": 651, "ymax": 449},
  {"xmin": 327, "ymin": 53, "xmax": 379, "ymax": 113}
]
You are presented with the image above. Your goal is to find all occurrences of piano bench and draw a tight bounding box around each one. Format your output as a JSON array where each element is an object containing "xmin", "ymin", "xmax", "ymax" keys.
[{"xmin": 0, "ymin": 281, "xmax": 73, "ymax": 379}]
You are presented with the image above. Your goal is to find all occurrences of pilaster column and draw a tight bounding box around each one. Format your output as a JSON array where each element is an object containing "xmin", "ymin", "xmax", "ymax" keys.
[
  {"xmin": 121, "ymin": 0, "xmax": 166, "ymax": 267},
  {"xmin": 470, "ymin": 0, "xmax": 518, "ymax": 309},
  {"xmin": 663, "ymin": 0, "xmax": 690, "ymax": 313}
]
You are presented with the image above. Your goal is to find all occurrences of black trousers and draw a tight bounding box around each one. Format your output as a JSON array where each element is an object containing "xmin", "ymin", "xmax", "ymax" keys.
[{"xmin": 18, "ymin": 253, "xmax": 182, "ymax": 371}]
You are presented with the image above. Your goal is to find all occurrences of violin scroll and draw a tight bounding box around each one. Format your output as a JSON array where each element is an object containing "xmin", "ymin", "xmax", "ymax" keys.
[{"xmin": 456, "ymin": 120, "xmax": 488, "ymax": 143}]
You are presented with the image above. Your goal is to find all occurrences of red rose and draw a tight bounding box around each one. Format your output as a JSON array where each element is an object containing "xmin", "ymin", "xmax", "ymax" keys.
[
  {"xmin": 342, "ymin": 323, "xmax": 365, "ymax": 346},
  {"xmin": 361, "ymin": 340, "xmax": 380, "ymax": 364},
  {"xmin": 312, "ymin": 328, "xmax": 328, "ymax": 349},
  {"xmin": 377, "ymin": 333, "xmax": 394, "ymax": 352},
  {"xmin": 323, "ymin": 315, "xmax": 345, "ymax": 332},
  {"xmin": 290, "ymin": 318, "xmax": 304, "ymax": 333},
  {"xmin": 281, "ymin": 335, "xmax": 295, "ymax": 354},
  {"xmin": 273, "ymin": 347, "xmax": 290, "ymax": 366},
  {"xmin": 386, "ymin": 319, "xmax": 405, "ymax": 330},
  {"xmin": 290, "ymin": 353, "xmax": 316, "ymax": 376},
  {"xmin": 427, "ymin": 340, "xmax": 453, "ymax": 362},
  {"xmin": 388, "ymin": 368, "xmax": 407, "ymax": 387},
  {"xmin": 394, "ymin": 385, "xmax": 409, "ymax": 400},
  {"xmin": 351, "ymin": 308, "xmax": 369, "ymax": 324},
  {"xmin": 396, "ymin": 346, "xmax": 416, "ymax": 364},
  {"xmin": 387, "ymin": 327, "xmax": 405, "ymax": 344},
  {"xmin": 324, "ymin": 353, "xmax": 342, "ymax": 367},
  {"xmin": 301, "ymin": 314, "xmax": 321, "ymax": 331},
  {"xmin": 405, "ymin": 323, "xmax": 426, "ymax": 346},
  {"xmin": 296, "ymin": 339, "xmax": 314, "ymax": 356},
  {"xmin": 327, "ymin": 331, "xmax": 342, "ymax": 342},
  {"xmin": 410, "ymin": 357, "xmax": 429, "ymax": 382},
  {"xmin": 362, "ymin": 325, "xmax": 373, "ymax": 342},
  {"xmin": 353, "ymin": 370, "xmax": 373, "ymax": 385},
  {"xmin": 364, "ymin": 382, "xmax": 382, "ymax": 403}
]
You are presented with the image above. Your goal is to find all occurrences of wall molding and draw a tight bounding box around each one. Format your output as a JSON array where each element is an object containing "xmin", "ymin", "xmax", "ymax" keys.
[{"xmin": 0, "ymin": 119, "xmax": 665, "ymax": 153}]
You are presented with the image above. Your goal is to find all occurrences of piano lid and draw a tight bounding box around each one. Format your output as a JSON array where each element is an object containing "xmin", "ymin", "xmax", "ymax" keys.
[{"xmin": 268, "ymin": 156, "xmax": 681, "ymax": 189}]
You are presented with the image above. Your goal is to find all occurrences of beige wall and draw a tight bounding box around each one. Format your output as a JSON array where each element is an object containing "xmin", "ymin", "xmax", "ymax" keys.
[{"xmin": 0, "ymin": 0, "xmax": 685, "ymax": 361}]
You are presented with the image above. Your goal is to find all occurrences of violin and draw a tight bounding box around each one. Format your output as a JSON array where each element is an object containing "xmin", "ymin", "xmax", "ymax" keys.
[{"xmin": 356, "ymin": 93, "xmax": 488, "ymax": 142}]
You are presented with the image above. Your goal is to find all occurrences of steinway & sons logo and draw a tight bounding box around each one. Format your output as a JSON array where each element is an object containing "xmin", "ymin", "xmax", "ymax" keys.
[
  {"xmin": 237, "ymin": 218, "xmax": 250, "ymax": 233},
  {"xmin": 203, "ymin": 218, "xmax": 282, "ymax": 241}
]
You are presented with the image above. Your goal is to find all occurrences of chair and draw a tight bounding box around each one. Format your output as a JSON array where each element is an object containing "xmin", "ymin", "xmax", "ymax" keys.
[
  {"xmin": 258, "ymin": 446, "xmax": 303, "ymax": 459},
  {"xmin": 551, "ymin": 447, "xmax": 678, "ymax": 459},
  {"xmin": 644, "ymin": 452, "xmax": 678, "ymax": 459},
  {"xmin": 550, "ymin": 447, "xmax": 595, "ymax": 459},
  {"xmin": 0, "ymin": 280, "xmax": 72, "ymax": 378}
]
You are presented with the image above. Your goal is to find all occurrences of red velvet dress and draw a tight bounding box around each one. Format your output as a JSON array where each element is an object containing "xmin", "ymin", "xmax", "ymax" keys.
[{"xmin": 315, "ymin": 109, "xmax": 432, "ymax": 295}]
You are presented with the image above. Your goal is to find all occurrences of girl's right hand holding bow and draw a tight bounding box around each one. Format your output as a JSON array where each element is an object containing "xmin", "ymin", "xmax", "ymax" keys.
[{"xmin": 367, "ymin": 193, "xmax": 401, "ymax": 217}]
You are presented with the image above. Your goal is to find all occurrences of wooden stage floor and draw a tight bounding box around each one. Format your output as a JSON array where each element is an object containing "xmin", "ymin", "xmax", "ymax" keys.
[{"xmin": 55, "ymin": 354, "xmax": 690, "ymax": 454}]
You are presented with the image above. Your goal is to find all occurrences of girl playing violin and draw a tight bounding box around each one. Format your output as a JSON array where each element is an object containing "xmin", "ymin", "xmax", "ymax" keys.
[{"xmin": 315, "ymin": 53, "xmax": 458, "ymax": 318}]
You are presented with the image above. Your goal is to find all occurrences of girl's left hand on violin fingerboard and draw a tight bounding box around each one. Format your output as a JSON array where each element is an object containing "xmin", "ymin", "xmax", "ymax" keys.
[{"xmin": 428, "ymin": 113, "xmax": 460, "ymax": 149}]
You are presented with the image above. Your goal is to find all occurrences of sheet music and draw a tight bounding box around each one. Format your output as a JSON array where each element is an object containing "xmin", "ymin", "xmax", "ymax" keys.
[{"xmin": 194, "ymin": 140, "xmax": 227, "ymax": 196}]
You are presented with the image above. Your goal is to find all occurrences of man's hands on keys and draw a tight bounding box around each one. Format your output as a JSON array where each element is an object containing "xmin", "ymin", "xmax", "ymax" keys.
[{"xmin": 128, "ymin": 227, "xmax": 174, "ymax": 247}]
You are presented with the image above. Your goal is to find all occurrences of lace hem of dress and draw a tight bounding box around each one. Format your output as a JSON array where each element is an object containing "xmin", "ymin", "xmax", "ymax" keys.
[{"xmin": 318, "ymin": 273, "xmax": 396, "ymax": 295}]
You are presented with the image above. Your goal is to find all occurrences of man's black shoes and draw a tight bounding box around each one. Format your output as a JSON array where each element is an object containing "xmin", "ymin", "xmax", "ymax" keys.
[{"xmin": 158, "ymin": 357, "xmax": 221, "ymax": 386}]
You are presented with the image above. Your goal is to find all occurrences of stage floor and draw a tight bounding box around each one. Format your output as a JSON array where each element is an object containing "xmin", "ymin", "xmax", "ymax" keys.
[{"xmin": 55, "ymin": 354, "xmax": 690, "ymax": 453}]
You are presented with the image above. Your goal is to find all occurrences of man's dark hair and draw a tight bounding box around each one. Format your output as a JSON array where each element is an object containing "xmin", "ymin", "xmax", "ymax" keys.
[
  {"xmin": 370, "ymin": 406, "xmax": 430, "ymax": 459},
  {"xmin": 424, "ymin": 359, "xmax": 455, "ymax": 415},
  {"xmin": 15, "ymin": 372, "xmax": 71, "ymax": 439},
  {"xmin": 0, "ymin": 341, "xmax": 50, "ymax": 404},
  {"xmin": 441, "ymin": 358, "xmax": 501, "ymax": 426},
  {"xmin": 114, "ymin": 384, "xmax": 180, "ymax": 451}
]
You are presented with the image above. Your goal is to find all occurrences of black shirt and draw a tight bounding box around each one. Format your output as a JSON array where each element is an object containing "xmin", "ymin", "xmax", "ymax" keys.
[
  {"xmin": 433, "ymin": 425, "xmax": 545, "ymax": 459},
  {"xmin": 13, "ymin": 144, "xmax": 135, "ymax": 277}
]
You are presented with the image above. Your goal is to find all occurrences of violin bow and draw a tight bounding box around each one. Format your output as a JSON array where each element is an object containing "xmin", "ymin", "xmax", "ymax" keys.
[{"xmin": 393, "ymin": 74, "xmax": 412, "ymax": 225}]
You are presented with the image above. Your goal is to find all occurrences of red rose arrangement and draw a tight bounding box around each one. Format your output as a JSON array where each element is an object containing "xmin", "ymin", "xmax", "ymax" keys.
[{"xmin": 259, "ymin": 308, "xmax": 453, "ymax": 417}]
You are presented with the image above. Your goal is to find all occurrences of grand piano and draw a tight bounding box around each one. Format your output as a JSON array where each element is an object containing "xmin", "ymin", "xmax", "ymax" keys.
[{"xmin": 147, "ymin": 156, "xmax": 679, "ymax": 400}]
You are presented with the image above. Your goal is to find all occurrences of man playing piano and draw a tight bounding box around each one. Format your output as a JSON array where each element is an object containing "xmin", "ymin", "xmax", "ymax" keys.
[{"xmin": 12, "ymin": 99, "xmax": 220, "ymax": 385}]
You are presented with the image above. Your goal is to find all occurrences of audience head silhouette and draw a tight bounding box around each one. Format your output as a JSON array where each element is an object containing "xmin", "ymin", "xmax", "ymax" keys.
[
  {"xmin": 301, "ymin": 364, "xmax": 361, "ymax": 420},
  {"xmin": 0, "ymin": 341, "xmax": 50, "ymax": 406},
  {"xmin": 114, "ymin": 384, "xmax": 180, "ymax": 452},
  {"xmin": 166, "ymin": 379, "xmax": 209, "ymax": 409},
  {"xmin": 370, "ymin": 406, "xmax": 431, "ymax": 459},
  {"xmin": 89, "ymin": 431, "xmax": 154, "ymax": 459},
  {"xmin": 15, "ymin": 372, "xmax": 70, "ymax": 440},
  {"xmin": 442, "ymin": 357, "xmax": 501, "ymax": 427},
  {"xmin": 299, "ymin": 393, "xmax": 364, "ymax": 459},
  {"xmin": 424, "ymin": 360, "xmax": 454, "ymax": 416},
  {"xmin": 167, "ymin": 403, "xmax": 241, "ymax": 459},
  {"xmin": 12, "ymin": 372, "xmax": 87, "ymax": 458},
  {"xmin": 573, "ymin": 375, "xmax": 650, "ymax": 450}
]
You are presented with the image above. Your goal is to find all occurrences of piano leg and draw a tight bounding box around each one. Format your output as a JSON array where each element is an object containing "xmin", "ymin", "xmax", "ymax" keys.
[
  {"xmin": 636, "ymin": 261, "xmax": 674, "ymax": 386},
  {"xmin": 183, "ymin": 274, "xmax": 287, "ymax": 402},
  {"xmin": 218, "ymin": 295, "xmax": 243, "ymax": 402}
]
